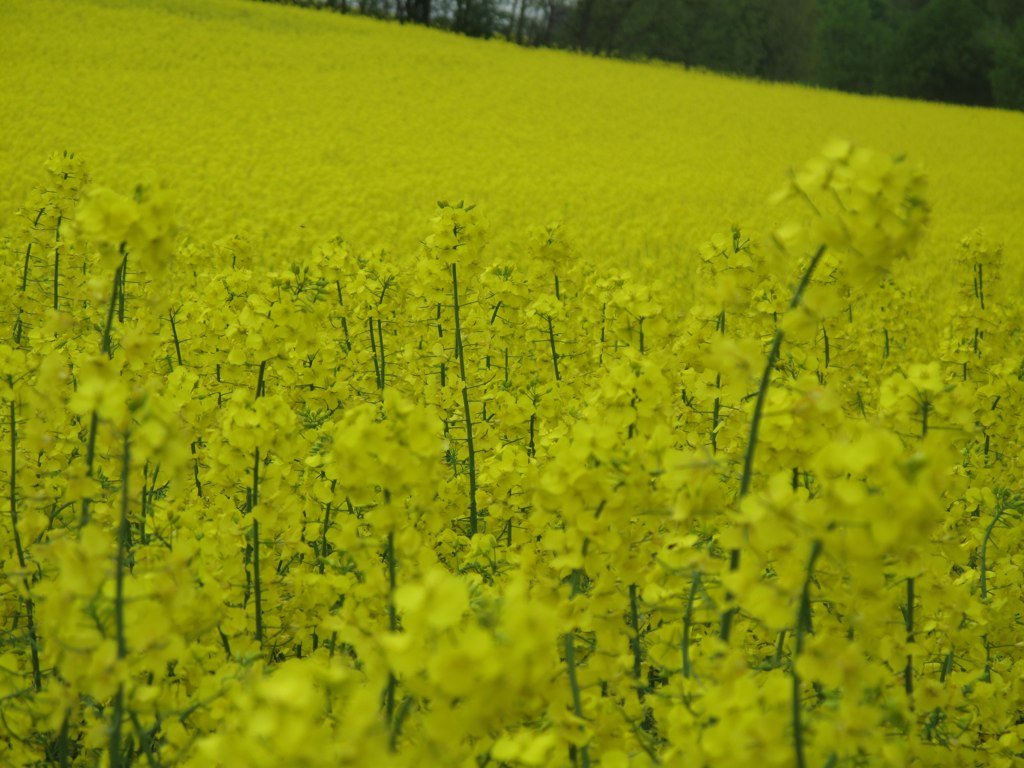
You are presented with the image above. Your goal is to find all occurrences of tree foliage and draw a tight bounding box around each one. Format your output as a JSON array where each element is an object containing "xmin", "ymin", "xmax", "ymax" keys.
[{"xmin": 263, "ymin": 0, "xmax": 1021, "ymax": 110}]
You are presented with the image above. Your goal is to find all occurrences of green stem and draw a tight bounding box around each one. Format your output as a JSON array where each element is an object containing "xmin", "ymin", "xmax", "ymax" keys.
[
  {"xmin": 711, "ymin": 374, "xmax": 721, "ymax": 454},
  {"xmin": 682, "ymin": 571, "xmax": 700, "ymax": 678},
  {"xmin": 20, "ymin": 242, "xmax": 32, "ymax": 292},
  {"xmin": 368, "ymin": 316, "xmax": 382, "ymax": 390},
  {"xmin": 740, "ymin": 244, "xmax": 827, "ymax": 499},
  {"xmin": 978, "ymin": 505, "xmax": 1003, "ymax": 686},
  {"xmin": 386, "ymin": 531, "xmax": 397, "ymax": 632},
  {"xmin": 54, "ymin": 711, "xmax": 70, "ymax": 768},
  {"xmin": 52, "ymin": 244, "xmax": 60, "ymax": 311},
  {"xmin": 904, "ymin": 577, "xmax": 914, "ymax": 700},
  {"xmin": 169, "ymin": 309, "xmax": 184, "ymax": 367},
  {"xmin": 191, "ymin": 441, "xmax": 203, "ymax": 499},
  {"xmin": 109, "ymin": 686, "xmax": 125, "ymax": 768},
  {"xmin": 118, "ymin": 254, "xmax": 127, "ymax": 323},
  {"xmin": 980, "ymin": 507, "xmax": 1004, "ymax": 601},
  {"xmin": 528, "ymin": 413, "xmax": 536, "ymax": 459},
  {"xmin": 79, "ymin": 410, "xmax": 100, "ymax": 528},
  {"xmin": 389, "ymin": 696, "xmax": 413, "ymax": 752},
  {"xmin": 335, "ymin": 282, "xmax": 352, "ymax": 350},
  {"xmin": 318, "ymin": 480, "xmax": 336, "ymax": 575},
  {"xmin": 792, "ymin": 539, "xmax": 823, "ymax": 768},
  {"xmin": 773, "ymin": 629, "xmax": 788, "ymax": 669},
  {"xmin": 461, "ymin": 387, "xmax": 479, "ymax": 535},
  {"xmin": 711, "ymin": 310, "xmax": 725, "ymax": 454},
  {"xmin": 255, "ymin": 359, "xmax": 267, "ymax": 399},
  {"xmin": 128, "ymin": 709, "xmax": 161, "ymax": 768},
  {"xmin": 252, "ymin": 447, "xmax": 262, "ymax": 644},
  {"xmin": 563, "ymin": 631, "xmax": 591, "ymax": 768},
  {"xmin": 546, "ymin": 315, "xmax": 561, "ymax": 381},
  {"xmin": 8, "ymin": 398, "xmax": 41, "ymax": 691},
  {"xmin": 451, "ymin": 263, "xmax": 478, "ymax": 535},
  {"xmin": 101, "ymin": 249, "xmax": 128, "ymax": 357},
  {"xmin": 253, "ymin": 519, "xmax": 262, "ymax": 643},
  {"xmin": 562, "ymin": 567, "xmax": 591, "ymax": 767},
  {"xmin": 377, "ymin": 318, "xmax": 386, "ymax": 389},
  {"xmin": 110, "ymin": 430, "xmax": 132, "ymax": 768},
  {"xmin": 451, "ymin": 264, "xmax": 464, "ymax": 364},
  {"xmin": 385, "ymin": 531, "xmax": 397, "ymax": 724},
  {"xmin": 115, "ymin": 432, "xmax": 131, "ymax": 658},
  {"xmin": 139, "ymin": 462, "xmax": 150, "ymax": 547},
  {"xmin": 722, "ymin": 244, "xmax": 827, "ymax": 642},
  {"xmin": 628, "ymin": 583, "xmax": 644, "ymax": 696},
  {"xmin": 939, "ymin": 649, "xmax": 954, "ymax": 683}
]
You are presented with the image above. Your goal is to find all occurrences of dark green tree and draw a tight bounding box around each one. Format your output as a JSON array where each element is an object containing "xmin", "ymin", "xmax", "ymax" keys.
[
  {"xmin": 407, "ymin": 0, "xmax": 431, "ymax": 23},
  {"xmin": 570, "ymin": 0, "xmax": 642, "ymax": 53},
  {"xmin": 984, "ymin": 0, "xmax": 1024, "ymax": 26},
  {"xmin": 653, "ymin": 0, "xmax": 814, "ymax": 81},
  {"xmin": 252, "ymin": 0, "xmax": 1022, "ymax": 111},
  {"xmin": 813, "ymin": 0, "xmax": 892, "ymax": 93},
  {"xmin": 612, "ymin": 0, "xmax": 692, "ymax": 63},
  {"xmin": 450, "ymin": 0, "xmax": 498, "ymax": 36},
  {"xmin": 882, "ymin": 0, "xmax": 994, "ymax": 106},
  {"xmin": 989, "ymin": 17, "xmax": 1024, "ymax": 109}
]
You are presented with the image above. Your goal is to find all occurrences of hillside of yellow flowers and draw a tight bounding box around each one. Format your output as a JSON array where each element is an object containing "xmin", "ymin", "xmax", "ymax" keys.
[
  {"xmin": 2, "ymin": 0, "xmax": 1024, "ymax": 267},
  {"xmin": 2, "ymin": 0, "xmax": 1024, "ymax": 766}
]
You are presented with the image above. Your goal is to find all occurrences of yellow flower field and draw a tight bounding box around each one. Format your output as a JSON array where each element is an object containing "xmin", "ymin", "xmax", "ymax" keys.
[{"xmin": 1, "ymin": 0, "xmax": 1024, "ymax": 766}]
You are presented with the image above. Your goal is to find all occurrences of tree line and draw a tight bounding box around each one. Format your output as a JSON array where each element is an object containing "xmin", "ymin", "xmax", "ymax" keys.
[{"xmin": 258, "ymin": 0, "xmax": 1024, "ymax": 110}]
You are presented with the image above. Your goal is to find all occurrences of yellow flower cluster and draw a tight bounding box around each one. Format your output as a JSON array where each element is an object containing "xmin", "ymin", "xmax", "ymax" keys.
[
  {"xmin": 3, "ymin": 0, "xmax": 1023, "ymax": 276},
  {"xmin": 1, "ymin": 1, "xmax": 1023, "ymax": 766},
  {"xmin": 2, "ymin": 136, "xmax": 1023, "ymax": 767}
]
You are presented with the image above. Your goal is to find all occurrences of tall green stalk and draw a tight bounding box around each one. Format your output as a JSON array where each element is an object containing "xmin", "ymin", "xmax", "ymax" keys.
[
  {"xmin": 792, "ymin": 539, "xmax": 823, "ymax": 768},
  {"xmin": 110, "ymin": 430, "xmax": 132, "ymax": 768},
  {"xmin": 565, "ymin": 568, "xmax": 591, "ymax": 768},
  {"xmin": 251, "ymin": 447, "xmax": 263, "ymax": 644},
  {"xmin": 384, "ymin": 531, "xmax": 398, "ymax": 732},
  {"xmin": 250, "ymin": 364, "xmax": 266, "ymax": 645},
  {"xmin": 978, "ymin": 503, "xmax": 1005, "ymax": 683},
  {"xmin": 721, "ymin": 244, "xmax": 827, "ymax": 642},
  {"xmin": 681, "ymin": 570, "xmax": 701, "ymax": 679},
  {"xmin": 450, "ymin": 263, "xmax": 479, "ymax": 535},
  {"xmin": 711, "ymin": 310, "xmax": 725, "ymax": 453},
  {"xmin": 318, "ymin": 479, "xmax": 336, "ymax": 575},
  {"xmin": 904, "ymin": 577, "xmax": 914, "ymax": 700},
  {"xmin": 101, "ymin": 249, "xmax": 128, "ymax": 358},
  {"xmin": 628, "ymin": 583, "xmax": 644, "ymax": 696},
  {"xmin": 368, "ymin": 316, "xmax": 383, "ymax": 390},
  {"xmin": 564, "ymin": 631, "xmax": 590, "ymax": 768},
  {"xmin": 546, "ymin": 315, "xmax": 561, "ymax": 381},
  {"xmin": 8, "ymin": 397, "xmax": 41, "ymax": 691},
  {"xmin": 52, "ymin": 213, "xmax": 63, "ymax": 311},
  {"xmin": 82, "ymin": 249, "xmax": 129, "ymax": 529},
  {"xmin": 168, "ymin": 308, "xmax": 184, "ymax": 367}
]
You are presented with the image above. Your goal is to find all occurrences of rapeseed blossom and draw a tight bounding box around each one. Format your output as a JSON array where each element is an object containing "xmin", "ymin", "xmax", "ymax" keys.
[{"xmin": 0, "ymin": 2, "xmax": 1022, "ymax": 766}]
